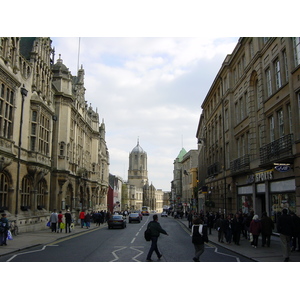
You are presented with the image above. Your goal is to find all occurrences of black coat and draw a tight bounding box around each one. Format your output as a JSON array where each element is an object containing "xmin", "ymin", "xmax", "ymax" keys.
[
  {"xmin": 261, "ymin": 216, "xmax": 274, "ymax": 235},
  {"xmin": 192, "ymin": 224, "xmax": 208, "ymax": 245},
  {"xmin": 277, "ymin": 214, "xmax": 293, "ymax": 236}
]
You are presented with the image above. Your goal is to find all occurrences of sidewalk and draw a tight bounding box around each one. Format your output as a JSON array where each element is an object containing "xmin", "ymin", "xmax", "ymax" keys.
[
  {"xmin": 0, "ymin": 224, "xmax": 102, "ymax": 258},
  {"xmin": 177, "ymin": 217, "xmax": 300, "ymax": 262}
]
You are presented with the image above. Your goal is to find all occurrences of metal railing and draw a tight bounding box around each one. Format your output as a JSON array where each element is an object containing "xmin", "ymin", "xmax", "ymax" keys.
[
  {"xmin": 260, "ymin": 134, "xmax": 293, "ymax": 165},
  {"xmin": 230, "ymin": 154, "xmax": 250, "ymax": 174}
]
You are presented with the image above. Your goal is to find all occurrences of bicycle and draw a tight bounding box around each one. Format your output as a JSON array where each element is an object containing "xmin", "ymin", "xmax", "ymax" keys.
[{"xmin": 9, "ymin": 220, "xmax": 19, "ymax": 236}]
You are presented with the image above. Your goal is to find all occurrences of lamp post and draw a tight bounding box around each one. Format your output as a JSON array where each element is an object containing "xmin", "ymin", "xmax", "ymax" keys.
[{"xmin": 15, "ymin": 85, "xmax": 28, "ymax": 216}]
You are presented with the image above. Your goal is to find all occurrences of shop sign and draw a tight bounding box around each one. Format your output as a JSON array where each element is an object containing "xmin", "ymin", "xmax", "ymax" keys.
[
  {"xmin": 274, "ymin": 165, "xmax": 291, "ymax": 172},
  {"xmin": 255, "ymin": 169, "xmax": 273, "ymax": 182}
]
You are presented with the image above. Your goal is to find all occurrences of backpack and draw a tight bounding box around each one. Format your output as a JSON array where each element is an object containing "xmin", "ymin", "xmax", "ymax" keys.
[{"xmin": 144, "ymin": 227, "xmax": 152, "ymax": 241}]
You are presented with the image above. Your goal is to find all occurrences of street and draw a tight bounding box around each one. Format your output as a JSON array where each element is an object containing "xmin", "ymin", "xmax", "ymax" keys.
[{"xmin": 1, "ymin": 215, "xmax": 252, "ymax": 262}]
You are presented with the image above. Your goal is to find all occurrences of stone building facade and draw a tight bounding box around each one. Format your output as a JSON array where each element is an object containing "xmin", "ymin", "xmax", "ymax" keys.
[
  {"xmin": 0, "ymin": 37, "xmax": 109, "ymax": 232},
  {"xmin": 196, "ymin": 37, "xmax": 300, "ymax": 224}
]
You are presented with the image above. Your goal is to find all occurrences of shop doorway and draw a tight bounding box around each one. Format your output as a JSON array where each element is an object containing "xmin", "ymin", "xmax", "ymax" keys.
[{"xmin": 255, "ymin": 195, "xmax": 266, "ymax": 217}]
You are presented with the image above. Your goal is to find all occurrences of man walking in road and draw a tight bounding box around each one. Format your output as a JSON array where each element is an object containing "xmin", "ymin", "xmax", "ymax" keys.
[
  {"xmin": 146, "ymin": 214, "xmax": 168, "ymax": 262},
  {"xmin": 277, "ymin": 209, "xmax": 294, "ymax": 261}
]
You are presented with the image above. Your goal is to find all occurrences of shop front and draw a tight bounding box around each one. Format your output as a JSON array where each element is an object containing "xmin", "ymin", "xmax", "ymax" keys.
[
  {"xmin": 269, "ymin": 179, "xmax": 296, "ymax": 224},
  {"xmin": 236, "ymin": 168, "xmax": 296, "ymax": 231}
]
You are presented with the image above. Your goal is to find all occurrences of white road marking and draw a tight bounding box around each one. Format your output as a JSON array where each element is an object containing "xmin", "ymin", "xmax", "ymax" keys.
[
  {"xmin": 131, "ymin": 246, "xmax": 144, "ymax": 262},
  {"xmin": 110, "ymin": 246, "xmax": 127, "ymax": 262},
  {"xmin": 6, "ymin": 245, "xmax": 58, "ymax": 262}
]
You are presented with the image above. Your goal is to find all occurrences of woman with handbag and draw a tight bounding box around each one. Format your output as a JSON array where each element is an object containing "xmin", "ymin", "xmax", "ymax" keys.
[{"xmin": 249, "ymin": 214, "xmax": 262, "ymax": 248}]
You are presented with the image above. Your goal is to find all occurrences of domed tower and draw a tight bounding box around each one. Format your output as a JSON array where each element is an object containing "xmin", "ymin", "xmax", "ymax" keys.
[{"xmin": 128, "ymin": 139, "xmax": 148, "ymax": 188}]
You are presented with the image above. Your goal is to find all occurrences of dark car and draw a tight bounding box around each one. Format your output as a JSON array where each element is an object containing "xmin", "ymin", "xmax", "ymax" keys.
[
  {"xmin": 134, "ymin": 210, "xmax": 143, "ymax": 220},
  {"xmin": 107, "ymin": 215, "xmax": 127, "ymax": 229},
  {"xmin": 129, "ymin": 213, "xmax": 141, "ymax": 223}
]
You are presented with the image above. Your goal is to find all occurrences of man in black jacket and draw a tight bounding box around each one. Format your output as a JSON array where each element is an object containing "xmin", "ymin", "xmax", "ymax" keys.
[
  {"xmin": 277, "ymin": 209, "xmax": 294, "ymax": 262},
  {"xmin": 146, "ymin": 215, "xmax": 168, "ymax": 262}
]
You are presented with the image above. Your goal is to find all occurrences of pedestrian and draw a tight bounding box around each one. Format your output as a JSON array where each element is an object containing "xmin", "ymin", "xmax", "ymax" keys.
[
  {"xmin": 215, "ymin": 214, "xmax": 225, "ymax": 243},
  {"xmin": 49, "ymin": 209, "xmax": 58, "ymax": 233},
  {"xmin": 224, "ymin": 214, "xmax": 233, "ymax": 244},
  {"xmin": 290, "ymin": 212, "xmax": 300, "ymax": 252},
  {"xmin": 84, "ymin": 212, "xmax": 91, "ymax": 229},
  {"xmin": 146, "ymin": 214, "xmax": 168, "ymax": 262},
  {"xmin": 57, "ymin": 211, "xmax": 63, "ymax": 233},
  {"xmin": 261, "ymin": 212, "xmax": 274, "ymax": 247},
  {"xmin": 79, "ymin": 210, "xmax": 85, "ymax": 228},
  {"xmin": 191, "ymin": 217, "xmax": 209, "ymax": 262},
  {"xmin": 187, "ymin": 211, "xmax": 193, "ymax": 229},
  {"xmin": 0, "ymin": 213, "xmax": 9, "ymax": 246},
  {"xmin": 277, "ymin": 209, "xmax": 294, "ymax": 261},
  {"xmin": 65, "ymin": 210, "xmax": 72, "ymax": 233},
  {"xmin": 249, "ymin": 214, "xmax": 262, "ymax": 248},
  {"xmin": 207, "ymin": 212, "xmax": 214, "ymax": 235},
  {"xmin": 232, "ymin": 213, "xmax": 243, "ymax": 245}
]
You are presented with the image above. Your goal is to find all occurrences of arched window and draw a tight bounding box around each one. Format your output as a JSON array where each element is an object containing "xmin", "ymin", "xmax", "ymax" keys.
[
  {"xmin": 21, "ymin": 177, "xmax": 31, "ymax": 208},
  {"xmin": 0, "ymin": 173, "xmax": 9, "ymax": 210},
  {"xmin": 37, "ymin": 179, "xmax": 47, "ymax": 209}
]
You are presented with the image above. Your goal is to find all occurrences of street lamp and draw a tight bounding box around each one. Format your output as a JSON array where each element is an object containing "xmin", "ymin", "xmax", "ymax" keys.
[{"xmin": 15, "ymin": 85, "xmax": 28, "ymax": 216}]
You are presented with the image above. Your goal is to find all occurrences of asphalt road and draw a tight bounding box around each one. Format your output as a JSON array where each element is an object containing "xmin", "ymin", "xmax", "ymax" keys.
[{"xmin": 1, "ymin": 215, "xmax": 253, "ymax": 262}]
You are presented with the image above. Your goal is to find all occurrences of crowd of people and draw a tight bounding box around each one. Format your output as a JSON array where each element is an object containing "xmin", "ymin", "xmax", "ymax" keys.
[{"xmin": 186, "ymin": 209, "xmax": 300, "ymax": 255}]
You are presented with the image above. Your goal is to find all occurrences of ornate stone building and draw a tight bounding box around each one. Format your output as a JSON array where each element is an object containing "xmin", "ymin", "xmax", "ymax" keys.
[{"xmin": 0, "ymin": 37, "xmax": 109, "ymax": 232}]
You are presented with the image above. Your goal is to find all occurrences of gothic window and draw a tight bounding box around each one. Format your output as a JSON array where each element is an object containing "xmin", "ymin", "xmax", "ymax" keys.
[
  {"xmin": 37, "ymin": 179, "xmax": 47, "ymax": 208},
  {"xmin": 38, "ymin": 113, "xmax": 50, "ymax": 154},
  {"xmin": 59, "ymin": 142, "xmax": 65, "ymax": 156},
  {"xmin": 21, "ymin": 177, "xmax": 31, "ymax": 208},
  {"xmin": 0, "ymin": 173, "xmax": 9, "ymax": 210},
  {"xmin": 30, "ymin": 111, "xmax": 38, "ymax": 151},
  {"xmin": 0, "ymin": 82, "xmax": 14, "ymax": 139}
]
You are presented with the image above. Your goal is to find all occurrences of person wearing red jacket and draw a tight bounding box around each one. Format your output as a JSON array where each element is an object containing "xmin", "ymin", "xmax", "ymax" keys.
[
  {"xmin": 249, "ymin": 214, "xmax": 262, "ymax": 248},
  {"xmin": 79, "ymin": 210, "xmax": 85, "ymax": 228}
]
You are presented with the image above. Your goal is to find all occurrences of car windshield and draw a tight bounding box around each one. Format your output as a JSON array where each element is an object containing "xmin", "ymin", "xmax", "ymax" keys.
[
  {"xmin": 130, "ymin": 213, "xmax": 139, "ymax": 217},
  {"xmin": 112, "ymin": 215, "xmax": 123, "ymax": 220}
]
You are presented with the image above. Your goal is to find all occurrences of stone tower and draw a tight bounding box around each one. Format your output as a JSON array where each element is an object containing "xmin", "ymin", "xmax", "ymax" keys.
[{"xmin": 128, "ymin": 139, "xmax": 148, "ymax": 189}]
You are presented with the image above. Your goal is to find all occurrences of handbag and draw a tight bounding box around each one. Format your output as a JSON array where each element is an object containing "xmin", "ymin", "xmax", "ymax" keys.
[
  {"xmin": 46, "ymin": 221, "xmax": 51, "ymax": 227},
  {"xmin": 249, "ymin": 233, "xmax": 253, "ymax": 242},
  {"xmin": 60, "ymin": 222, "xmax": 65, "ymax": 229},
  {"xmin": 7, "ymin": 230, "xmax": 13, "ymax": 240}
]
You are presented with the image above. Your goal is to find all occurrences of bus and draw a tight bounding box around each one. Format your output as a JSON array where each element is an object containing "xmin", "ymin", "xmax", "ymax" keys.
[{"xmin": 141, "ymin": 206, "xmax": 150, "ymax": 216}]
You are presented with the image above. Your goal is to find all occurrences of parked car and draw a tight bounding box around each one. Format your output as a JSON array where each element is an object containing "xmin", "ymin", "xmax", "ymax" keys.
[
  {"xmin": 161, "ymin": 211, "xmax": 168, "ymax": 217},
  {"xmin": 107, "ymin": 215, "xmax": 127, "ymax": 229},
  {"xmin": 129, "ymin": 213, "xmax": 141, "ymax": 223}
]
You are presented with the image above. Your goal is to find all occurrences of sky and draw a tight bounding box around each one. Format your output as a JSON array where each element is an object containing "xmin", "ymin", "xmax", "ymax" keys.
[{"xmin": 50, "ymin": 37, "xmax": 239, "ymax": 191}]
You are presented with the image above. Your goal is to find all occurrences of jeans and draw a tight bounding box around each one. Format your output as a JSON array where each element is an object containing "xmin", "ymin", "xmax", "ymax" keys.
[
  {"xmin": 147, "ymin": 236, "xmax": 161, "ymax": 260},
  {"xmin": 0, "ymin": 230, "xmax": 8, "ymax": 245},
  {"xmin": 262, "ymin": 234, "xmax": 271, "ymax": 247},
  {"xmin": 51, "ymin": 222, "xmax": 57, "ymax": 232},
  {"xmin": 80, "ymin": 219, "xmax": 85, "ymax": 228},
  {"xmin": 65, "ymin": 222, "xmax": 71, "ymax": 233}
]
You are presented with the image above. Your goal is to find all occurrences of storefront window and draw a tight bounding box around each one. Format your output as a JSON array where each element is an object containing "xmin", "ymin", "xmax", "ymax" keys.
[
  {"xmin": 238, "ymin": 195, "xmax": 253, "ymax": 215},
  {"xmin": 270, "ymin": 193, "xmax": 296, "ymax": 225}
]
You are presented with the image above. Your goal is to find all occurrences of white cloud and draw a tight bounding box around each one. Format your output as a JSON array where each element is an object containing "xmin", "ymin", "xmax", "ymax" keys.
[{"xmin": 51, "ymin": 37, "xmax": 239, "ymax": 190}]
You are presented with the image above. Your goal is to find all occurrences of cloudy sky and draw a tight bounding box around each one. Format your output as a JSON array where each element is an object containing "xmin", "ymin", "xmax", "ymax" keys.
[{"xmin": 50, "ymin": 37, "xmax": 239, "ymax": 190}]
